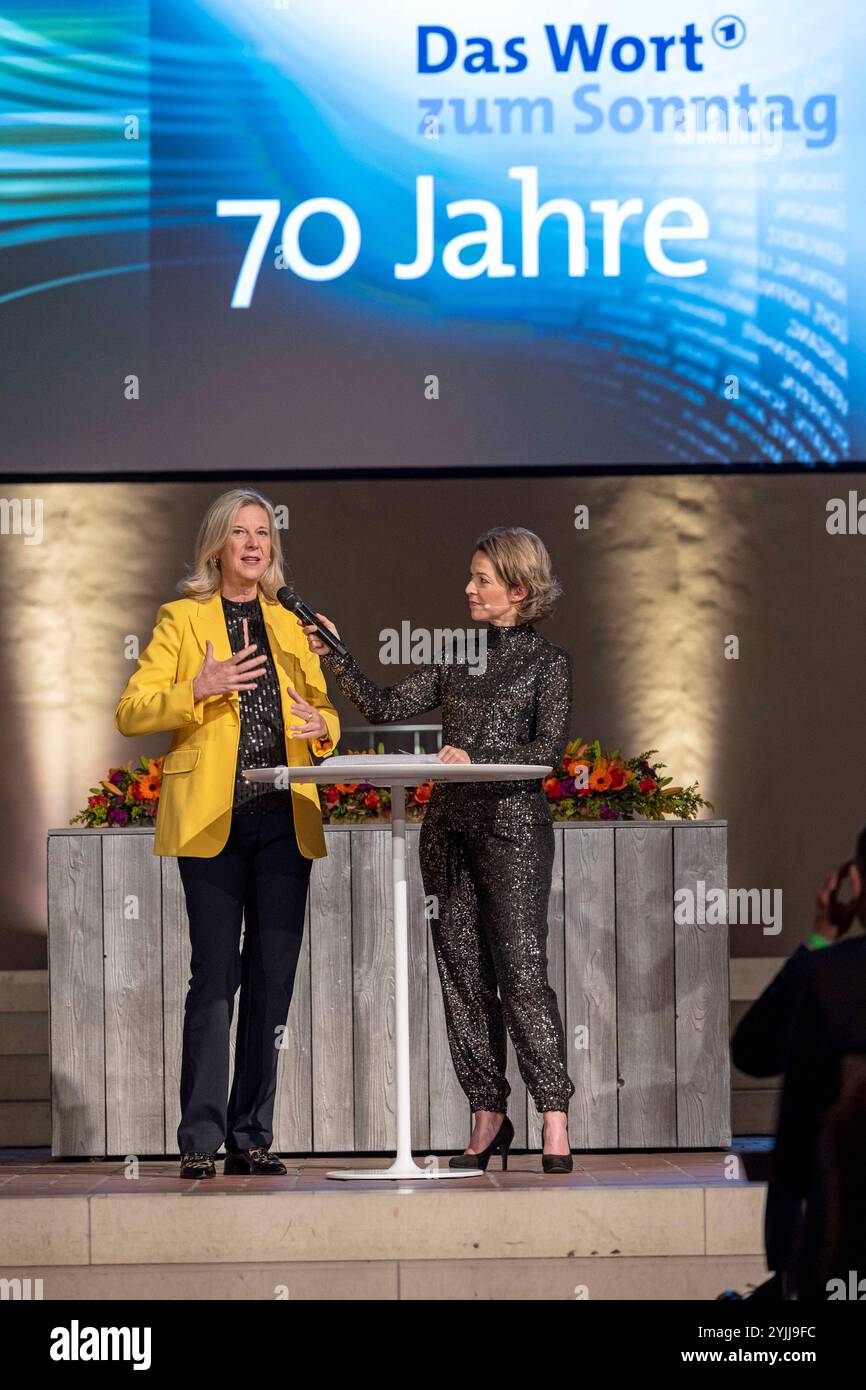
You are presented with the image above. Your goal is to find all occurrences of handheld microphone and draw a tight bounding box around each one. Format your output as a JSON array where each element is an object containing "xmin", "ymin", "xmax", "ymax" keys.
[{"xmin": 277, "ymin": 588, "xmax": 349, "ymax": 659}]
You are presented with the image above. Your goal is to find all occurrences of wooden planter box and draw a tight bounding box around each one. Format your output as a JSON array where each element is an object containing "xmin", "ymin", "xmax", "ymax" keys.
[{"xmin": 47, "ymin": 820, "xmax": 729, "ymax": 1157}]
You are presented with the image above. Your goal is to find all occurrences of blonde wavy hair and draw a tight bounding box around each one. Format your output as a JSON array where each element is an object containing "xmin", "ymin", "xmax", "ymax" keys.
[
  {"xmin": 474, "ymin": 527, "xmax": 562, "ymax": 624},
  {"xmin": 177, "ymin": 488, "xmax": 288, "ymax": 601}
]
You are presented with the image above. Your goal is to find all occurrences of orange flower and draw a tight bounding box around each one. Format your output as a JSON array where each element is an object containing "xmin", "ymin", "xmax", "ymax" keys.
[
  {"xmin": 608, "ymin": 765, "xmax": 626, "ymax": 791},
  {"xmin": 364, "ymin": 791, "xmax": 380, "ymax": 810},
  {"xmin": 335, "ymin": 783, "xmax": 359, "ymax": 793},
  {"xmin": 543, "ymin": 776, "xmax": 562, "ymax": 798},
  {"xmin": 589, "ymin": 766, "xmax": 612, "ymax": 792},
  {"xmin": 413, "ymin": 784, "xmax": 431, "ymax": 805},
  {"xmin": 146, "ymin": 757, "xmax": 164, "ymax": 778},
  {"xmin": 131, "ymin": 775, "xmax": 160, "ymax": 801}
]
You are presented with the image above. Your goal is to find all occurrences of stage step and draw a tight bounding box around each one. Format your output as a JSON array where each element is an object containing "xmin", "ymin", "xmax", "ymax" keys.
[
  {"xmin": 0, "ymin": 1180, "xmax": 766, "ymax": 1268},
  {"xmin": 0, "ymin": 971, "xmax": 48, "ymax": 1013},
  {"xmin": 0, "ymin": 972, "xmax": 50, "ymax": 1146},
  {"xmin": 0, "ymin": 1254, "xmax": 770, "ymax": 1300},
  {"xmin": 0, "ymin": 1102, "xmax": 50, "ymax": 1146},
  {"xmin": 0, "ymin": 1055, "xmax": 49, "ymax": 1102}
]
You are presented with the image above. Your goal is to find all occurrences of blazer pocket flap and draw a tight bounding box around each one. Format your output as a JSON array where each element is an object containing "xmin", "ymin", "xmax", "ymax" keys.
[{"xmin": 163, "ymin": 747, "xmax": 201, "ymax": 774}]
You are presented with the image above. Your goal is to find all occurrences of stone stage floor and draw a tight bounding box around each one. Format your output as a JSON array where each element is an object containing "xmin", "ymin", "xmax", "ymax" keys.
[{"xmin": 0, "ymin": 1142, "xmax": 772, "ymax": 1300}]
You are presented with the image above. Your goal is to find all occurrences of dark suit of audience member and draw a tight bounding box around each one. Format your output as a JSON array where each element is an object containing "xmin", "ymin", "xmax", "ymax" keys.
[
  {"xmin": 733, "ymin": 929, "xmax": 866, "ymax": 1298},
  {"xmin": 819, "ymin": 1067, "xmax": 866, "ymax": 1294}
]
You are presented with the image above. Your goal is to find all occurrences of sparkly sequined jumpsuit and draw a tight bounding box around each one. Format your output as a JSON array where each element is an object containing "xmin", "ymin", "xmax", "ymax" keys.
[{"xmin": 323, "ymin": 623, "xmax": 575, "ymax": 1116}]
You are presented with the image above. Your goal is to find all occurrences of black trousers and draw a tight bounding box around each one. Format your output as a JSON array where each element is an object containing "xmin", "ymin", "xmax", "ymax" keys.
[{"xmin": 176, "ymin": 801, "xmax": 312, "ymax": 1154}]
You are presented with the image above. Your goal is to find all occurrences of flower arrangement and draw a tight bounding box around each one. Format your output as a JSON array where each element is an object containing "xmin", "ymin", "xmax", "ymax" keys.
[
  {"xmin": 318, "ymin": 746, "xmax": 431, "ymax": 823},
  {"xmin": 543, "ymin": 739, "xmax": 713, "ymax": 821},
  {"xmin": 319, "ymin": 782, "xmax": 433, "ymax": 822},
  {"xmin": 71, "ymin": 740, "xmax": 712, "ymax": 829},
  {"xmin": 71, "ymin": 756, "xmax": 164, "ymax": 828},
  {"xmin": 317, "ymin": 740, "xmax": 712, "ymax": 823}
]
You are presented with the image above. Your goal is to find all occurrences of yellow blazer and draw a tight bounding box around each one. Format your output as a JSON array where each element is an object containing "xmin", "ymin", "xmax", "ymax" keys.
[{"xmin": 115, "ymin": 591, "xmax": 340, "ymax": 858}]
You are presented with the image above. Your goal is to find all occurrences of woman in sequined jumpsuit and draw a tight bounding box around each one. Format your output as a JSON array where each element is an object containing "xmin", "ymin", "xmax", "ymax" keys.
[{"xmin": 301, "ymin": 527, "xmax": 575, "ymax": 1167}]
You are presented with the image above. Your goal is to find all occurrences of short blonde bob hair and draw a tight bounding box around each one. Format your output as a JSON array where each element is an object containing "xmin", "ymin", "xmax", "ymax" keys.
[
  {"xmin": 177, "ymin": 488, "xmax": 288, "ymax": 601},
  {"xmin": 474, "ymin": 526, "xmax": 562, "ymax": 624}
]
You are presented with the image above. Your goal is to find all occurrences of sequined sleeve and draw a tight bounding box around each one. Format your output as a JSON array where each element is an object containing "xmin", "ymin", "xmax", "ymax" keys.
[
  {"xmin": 322, "ymin": 649, "xmax": 444, "ymax": 724},
  {"xmin": 463, "ymin": 648, "xmax": 572, "ymax": 768}
]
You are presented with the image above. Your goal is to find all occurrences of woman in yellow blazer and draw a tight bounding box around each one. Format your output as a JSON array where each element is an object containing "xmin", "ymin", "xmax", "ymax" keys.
[{"xmin": 115, "ymin": 487, "xmax": 339, "ymax": 1180}]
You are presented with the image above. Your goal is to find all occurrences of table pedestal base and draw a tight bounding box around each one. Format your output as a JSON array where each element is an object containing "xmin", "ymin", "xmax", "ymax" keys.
[{"xmin": 326, "ymin": 1160, "xmax": 484, "ymax": 1181}]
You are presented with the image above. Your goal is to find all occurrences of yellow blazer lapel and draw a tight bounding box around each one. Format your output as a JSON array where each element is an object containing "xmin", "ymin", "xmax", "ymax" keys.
[{"xmin": 190, "ymin": 592, "xmax": 239, "ymax": 722}]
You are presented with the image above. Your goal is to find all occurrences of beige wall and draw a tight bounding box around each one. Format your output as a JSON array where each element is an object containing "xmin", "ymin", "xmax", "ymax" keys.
[{"xmin": 1, "ymin": 474, "xmax": 862, "ymax": 967}]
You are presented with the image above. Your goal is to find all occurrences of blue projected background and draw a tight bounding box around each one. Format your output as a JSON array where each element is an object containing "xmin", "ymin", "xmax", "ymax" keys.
[{"xmin": 1, "ymin": 0, "xmax": 864, "ymax": 472}]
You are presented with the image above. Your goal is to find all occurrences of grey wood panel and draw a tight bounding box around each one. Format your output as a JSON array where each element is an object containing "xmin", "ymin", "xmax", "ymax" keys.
[
  {"xmin": 351, "ymin": 831, "xmax": 395, "ymax": 1149},
  {"xmin": 616, "ymin": 827, "xmax": 677, "ymax": 1147},
  {"xmin": 48, "ymin": 823, "xmax": 730, "ymax": 1157},
  {"xmin": 406, "ymin": 828, "xmax": 430, "ymax": 1152},
  {"xmin": 310, "ymin": 834, "xmax": 354, "ymax": 1151},
  {"xmin": 47, "ymin": 834, "xmax": 105, "ymax": 1156},
  {"xmin": 273, "ymin": 897, "xmax": 312, "ymax": 1152},
  {"xmin": 674, "ymin": 825, "xmax": 731, "ymax": 1146},
  {"xmin": 564, "ymin": 828, "xmax": 618, "ymax": 1149},
  {"xmin": 527, "ymin": 828, "xmax": 566, "ymax": 1149},
  {"xmin": 103, "ymin": 835, "xmax": 164, "ymax": 1155},
  {"xmin": 161, "ymin": 855, "xmax": 188, "ymax": 1155},
  {"xmin": 426, "ymin": 912, "xmax": 471, "ymax": 1152},
  {"xmin": 505, "ymin": 1037, "xmax": 528, "ymax": 1147}
]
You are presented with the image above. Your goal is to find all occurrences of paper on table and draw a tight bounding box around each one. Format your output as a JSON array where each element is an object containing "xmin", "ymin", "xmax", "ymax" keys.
[{"xmin": 322, "ymin": 754, "xmax": 443, "ymax": 769}]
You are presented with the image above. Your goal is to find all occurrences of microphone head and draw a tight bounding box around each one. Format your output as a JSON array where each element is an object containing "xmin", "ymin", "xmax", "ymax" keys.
[{"xmin": 276, "ymin": 587, "xmax": 300, "ymax": 612}]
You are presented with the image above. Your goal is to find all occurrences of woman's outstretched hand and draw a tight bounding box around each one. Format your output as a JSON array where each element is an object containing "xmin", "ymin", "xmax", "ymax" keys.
[
  {"xmin": 192, "ymin": 638, "xmax": 268, "ymax": 701},
  {"xmin": 285, "ymin": 683, "xmax": 328, "ymax": 741},
  {"xmin": 298, "ymin": 612, "xmax": 340, "ymax": 657}
]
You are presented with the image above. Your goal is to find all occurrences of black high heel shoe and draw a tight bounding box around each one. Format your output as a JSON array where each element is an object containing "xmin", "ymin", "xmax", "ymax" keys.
[
  {"xmin": 541, "ymin": 1120, "xmax": 574, "ymax": 1174},
  {"xmin": 449, "ymin": 1114, "xmax": 514, "ymax": 1171},
  {"xmin": 541, "ymin": 1150, "xmax": 574, "ymax": 1174}
]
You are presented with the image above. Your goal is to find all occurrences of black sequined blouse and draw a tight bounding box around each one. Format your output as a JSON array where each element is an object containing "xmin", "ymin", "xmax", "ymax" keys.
[
  {"xmin": 221, "ymin": 594, "xmax": 288, "ymax": 816},
  {"xmin": 322, "ymin": 622, "xmax": 572, "ymax": 818}
]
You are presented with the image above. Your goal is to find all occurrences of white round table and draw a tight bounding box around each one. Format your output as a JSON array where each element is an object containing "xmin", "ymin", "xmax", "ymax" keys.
[{"xmin": 244, "ymin": 757, "xmax": 551, "ymax": 1180}]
